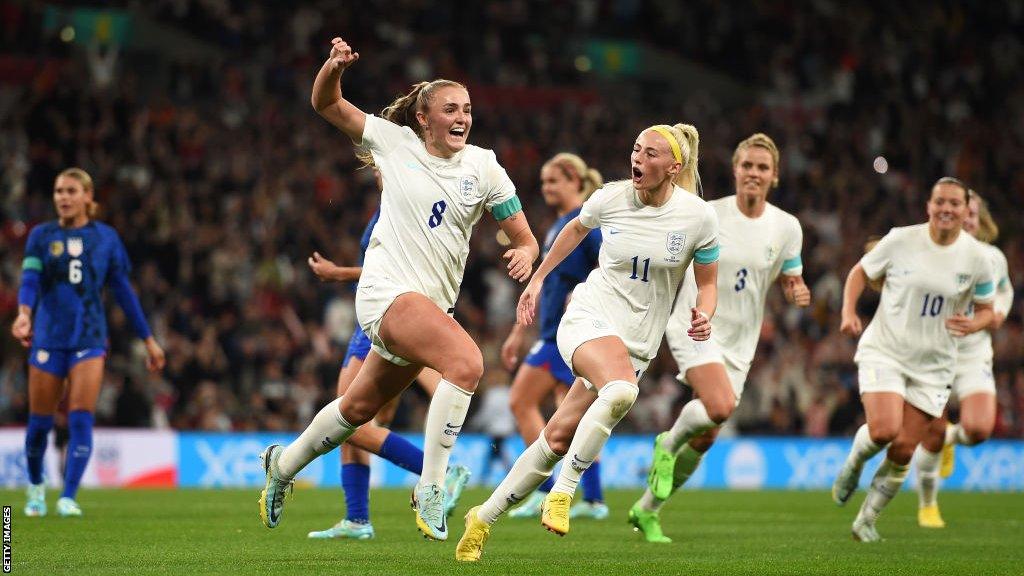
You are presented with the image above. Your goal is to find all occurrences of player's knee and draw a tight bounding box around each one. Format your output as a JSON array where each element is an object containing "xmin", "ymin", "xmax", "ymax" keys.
[
  {"xmin": 868, "ymin": 425, "xmax": 898, "ymax": 446},
  {"xmin": 443, "ymin": 350, "xmax": 484, "ymax": 391},
  {"xmin": 542, "ymin": 427, "xmax": 572, "ymax": 456},
  {"xmin": 704, "ymin": 398, "xmax": 735, "ymax": 424},
  {"xmin": 339, "ymin": 396, "xmax": 376, "ymax": 427},
  {"xmin": 962, "ymin": 422, "xmax": 991, "ymax": 445},
  {"xmin": 599, "ymin": 380, "xmax": 638, "ymax": 420}
]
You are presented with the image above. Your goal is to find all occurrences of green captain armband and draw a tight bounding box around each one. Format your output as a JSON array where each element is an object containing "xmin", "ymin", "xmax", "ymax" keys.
[
  {"xmin": 22, "ymin": 257, "xmax": 42, "ymax": 271},
  {"xmin": 491, "ymin": 195, "xmax": 523, "ymax": 221},
  {"xmin": 974, "ymin": 280, "xmax": 994, "ymax": 297},
  {"xmin": 694, "ymin": 245, "xmax": 720, "ymax": 264},
  {"xmin": 782, "ymin": 255, "xmax": 802, "ymax": 272}
]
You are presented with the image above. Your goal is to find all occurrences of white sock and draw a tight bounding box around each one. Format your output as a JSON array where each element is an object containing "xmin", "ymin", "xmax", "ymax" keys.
[
  {"xmin": 419, "ymin": 379, "xmax": 473, "ymax": 487},
  {"xmin": 278, "ymin": 398, "xmax": 355, "ymax": 479},
  {"xmin": 856, "ymin": 458, "xmax": 909, "ymax": 524},
  {"xmin": 846, "ymin": 424, "xmax": 887, "ymax": 468},
  {"xmin": 638, "ymin": 444, "xmax": 704, "ymax": 512},
  {"xmin": 915, "ymin": 445, "xmax": 941, "ymax": 508},
  {"xmin": 947, "ymin": 423, "xmax": 975, "ymax": 446},
  {"xmin": 663, "ymin": 400, "xmax": 715, "ymax": 453},
  {"xmin": 477, "ymin": 435, "xmax": 561, "ymax": 525},
  {"xmin": 551, "ymin": 380, "xmax": 638, "ymax": 496}
]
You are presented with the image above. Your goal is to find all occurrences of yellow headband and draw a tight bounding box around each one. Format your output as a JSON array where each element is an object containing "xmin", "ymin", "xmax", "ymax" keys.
[{"xmin": 649, "ymin": 125, "xmax": 682, "ymax": 164}]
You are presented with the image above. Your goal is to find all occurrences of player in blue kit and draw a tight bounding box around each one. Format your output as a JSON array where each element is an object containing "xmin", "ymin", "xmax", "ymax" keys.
[
  {"xmin": 500, "ymin": 153, "xmax": 606, "ymax": 520},
  {"xmin": 11, "ymin": 168, "xmax": 165, "ymax": 518},
  {"xmin": 305, "ymin": 190, "xmax": 470, "ymax": 540}
]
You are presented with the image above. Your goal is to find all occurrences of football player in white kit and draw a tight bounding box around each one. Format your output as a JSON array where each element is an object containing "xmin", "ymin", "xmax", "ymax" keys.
[
  {"xmin": 258, "ymin": 37, "xmax": 539, "ymax": 542},
  {"xmin": 914, "ymin": 191, "xmax": 1014, "ymax": 528},
  {"xmin": 455, "ymin": 123, "xmax": 720, "ymax": 562},
  {"xmin": 832, "ymin": 177, "xmax": 996, "ymax": 542},
  {"xmin": 628, "ymin": 133, "xmax": 811, "ymax": 543}
]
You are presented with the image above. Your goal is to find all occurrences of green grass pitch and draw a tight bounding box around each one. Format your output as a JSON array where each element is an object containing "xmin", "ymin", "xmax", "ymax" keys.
[{"xmin": 4, "ymin": 488, "xmax": 1022, "ymax": 575}]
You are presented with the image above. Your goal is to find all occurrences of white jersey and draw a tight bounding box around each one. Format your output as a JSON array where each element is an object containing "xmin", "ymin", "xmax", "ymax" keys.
[
  {"xmin": 957, "ymin": 243, "xmax": 1014, "ymax": 365},
  {"xmin": 357, "ymin": 114, "xmax": 518, "ymax": 312},
  {"xmin": 567, "ymin": 180, "xmax": 719, "ymax": 361},
  {"xmin": 668, "ymin": 197, "xmax": 803, "ymax": 374},
  {"xmin": 855, "ymin": 224, "xmax": 996, "ymax": 386}
]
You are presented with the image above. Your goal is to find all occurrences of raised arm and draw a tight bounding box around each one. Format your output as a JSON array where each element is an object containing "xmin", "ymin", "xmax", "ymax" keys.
[
  {"xmin": 516, "ymin": 217, "xmax": 589, "ymax": 326},
  {"xmin": 312, "ymin": 37, "xmax": 367, "ymax": 142}
]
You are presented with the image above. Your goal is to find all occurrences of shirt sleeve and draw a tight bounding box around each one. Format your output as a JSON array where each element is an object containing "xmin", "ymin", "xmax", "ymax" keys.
[
  {"xmin": 106, "ymin": 231, "xmax": 152, "ymax": 340},
  {"xmin": 859, "ymin": 228, "xmax": 897, "ymax": 280},
  {"xmin": 583, "ymin": 228, "xmax": 602, "ymax": 266},
  {"xmin": 18, "ymin": 227, "xmax": 45, "ymax": 308},
  {"xmin": 357, "ymin": 114, "xmax": 412, "ymax": 158},
  {"xmin": 483, "ymin": 151, "xmax": 520, "ymax": 219},
  {"xmin": 780, "ymin": 216, "xmax": 804, "ymax": 276},
  {"xmin": 972, "ymin": 244, "xmax": 997, "ymax": 304},
  {"xmin": 577, "ymin": 186, "xmax": 610, "ymax": 229},
  {"xmin": 992, "ymin": 249, "xmax": 1014, "ymax": 315},
  {"xmin": 693, "ymin": 202, "xmax": 720, "ymax": 264}
]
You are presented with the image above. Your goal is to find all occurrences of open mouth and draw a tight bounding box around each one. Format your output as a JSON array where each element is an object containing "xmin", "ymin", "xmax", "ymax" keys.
[
  {"xmin": 632, "ymin": 167, "xmax": 643, "ymax": 181},
  {"xmin": 448, "ymin": 126, "xmax": 466, "ymax": 140}
]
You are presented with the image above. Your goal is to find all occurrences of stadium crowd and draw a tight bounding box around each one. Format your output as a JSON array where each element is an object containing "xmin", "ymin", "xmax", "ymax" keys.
[{"xmin": 1, "ymin": 0, "xmax": 1022, "ymax": 438}]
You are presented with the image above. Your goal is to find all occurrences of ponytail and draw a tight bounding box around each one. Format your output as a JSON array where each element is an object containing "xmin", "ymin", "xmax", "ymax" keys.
[
  {"xmin": 671, "ymin": 123, "xmax": 700, "ymax": 195},
  {"xmin": 357, "ymin": 79, "xmax": 466, "ymax": 168}
]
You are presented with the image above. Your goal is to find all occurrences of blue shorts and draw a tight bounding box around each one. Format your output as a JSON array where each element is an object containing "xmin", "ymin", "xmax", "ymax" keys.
[
  {"xmin": 524, "ymin": 340, "xmax": 575, "ymax": 386},
  {"xmin": 29, "ymin": 347, "xmax": 106, "ymax": 378},
  {"xmin": 342, "ymin": 326, "xmax": 372, "ymax": 368}
]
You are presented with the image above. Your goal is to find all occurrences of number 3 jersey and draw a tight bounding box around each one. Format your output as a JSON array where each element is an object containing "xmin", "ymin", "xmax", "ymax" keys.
[
  {"xmin": 568, "ymin": 180, "xmax": 719, "ymax": 361},
  {"xmin": 21, "ymin": 221, "xmax": 143, "ymax": 350},
  {"xmin": 356, "ymin": 114, "xmax": 521, "ymax": 313},
  {"xmin": 855, "ymin": 223, "xmax": 995, "ymax": 385},
  {"xmin": 670, "ymin": 196, "xmax": 803, "ymax": 374}
]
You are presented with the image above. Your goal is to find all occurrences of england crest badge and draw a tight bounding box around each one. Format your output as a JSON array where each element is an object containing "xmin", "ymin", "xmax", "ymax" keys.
[
  {"xmin": 667, "ymin": 231, "xmax": 687, "ymax": 255},
  {"xmin": 459, "ymin": 175, "xmax": 481, "ymax": 204}
]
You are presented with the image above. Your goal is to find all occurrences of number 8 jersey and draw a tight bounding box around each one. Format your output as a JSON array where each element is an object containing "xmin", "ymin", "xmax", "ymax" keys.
[
  {"xmin": 356, "ymin": 114, "xmax": 521, "ymax": 316},
  {"xmin": 21, "ymin": 221, "xmax": 140, "ymax": 349},
  {"xmin": 855, "ymin": 223, "xmax": 995, "ymax": 386}
]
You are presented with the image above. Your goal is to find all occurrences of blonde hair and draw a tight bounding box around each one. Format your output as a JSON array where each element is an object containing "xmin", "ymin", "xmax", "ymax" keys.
[
  {"xmin": 543, "ymin": 153, "xmax": 603, "ymax": 200},
  {"xmin": 969, "ymin": 190, "xmax": 999, "ymax": 244},
  {"xmin": 648, "ymin": 124, "xmax": 700, "ymax": 195},
  {"xmin": 863, "ymin": 236, "xmax": 884, "ymax": 292},
  {"xmin": 732, "ymin": 133, "xmax": 780, "ymax": 188},
  {"xmin": 57, "ymin": 167, "xmax": 100, "ymax": 218},
  {"xmin": 357, "ymin": 79, "xmax": 467, "ymax": 167}
]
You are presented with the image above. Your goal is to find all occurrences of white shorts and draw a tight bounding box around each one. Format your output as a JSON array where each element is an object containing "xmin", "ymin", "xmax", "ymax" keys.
[
  {"xmin": 857, "ymin": 363, "xmax": 951, "ymax": 418},
  {"xmin": 556, "ymin": 306, "xmax": 650, "ymax": 390},
  {"xmin": 666, "ymin": 329, "xmax": 749, "ymax": 399},
  {"xmin": 952, "ymin": 360, "xmax": 996, "ymax": 399},
  {"xmin": 355, "ymin": 281, "xmax": 416, "ymax": 366}
]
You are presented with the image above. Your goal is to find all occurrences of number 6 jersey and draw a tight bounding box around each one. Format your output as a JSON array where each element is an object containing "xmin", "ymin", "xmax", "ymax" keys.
[
  {"xmin": 855, "ymin": 223, "xmax": 995, "ymax": 386},
  {"xmin": 21, "ymin": 221, "xmax": 150, "ymax": 349}
]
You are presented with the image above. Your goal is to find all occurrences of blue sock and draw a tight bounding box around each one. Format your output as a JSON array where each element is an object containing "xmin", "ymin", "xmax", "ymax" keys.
[
  {"xmin": 61, "ymin": 411, "xmax": 94, "ymax": 500},
  {"xmin": 341, "ymin": 463, "xmax": 370, "ymax": 524},
  {"xmin": 539, "ymin": 476, "xmax": 555, "ymax": 493},
  {"xmin": 581, "ymin": 460, "xmax": 604, "ymax": 503},
  {"xmin": 25, "ymin": 414, "xmax": 54, "ymax": 485},
  {"xmin": 378, "ymin": 432, "xmax": 423, "ymax": 475}
]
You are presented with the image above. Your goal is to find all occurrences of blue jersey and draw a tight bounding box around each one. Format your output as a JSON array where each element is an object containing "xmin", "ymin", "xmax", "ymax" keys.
[
  {"xmin": 358, "ymin": 208, "xmax": 380, "ymax": 265},
  {"xmin": 538, "ymin": 207, "xmax": 602, "ymax": 341},
  {"xmin": 20, "ymin": 221, "xmax": 150, "ymax": 350}
]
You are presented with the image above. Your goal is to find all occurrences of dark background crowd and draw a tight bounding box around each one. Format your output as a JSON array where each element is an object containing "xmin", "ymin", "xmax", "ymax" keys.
[{"xmin": 1, "ymin": 0, "xmax": 1022, "ymax": 439}]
